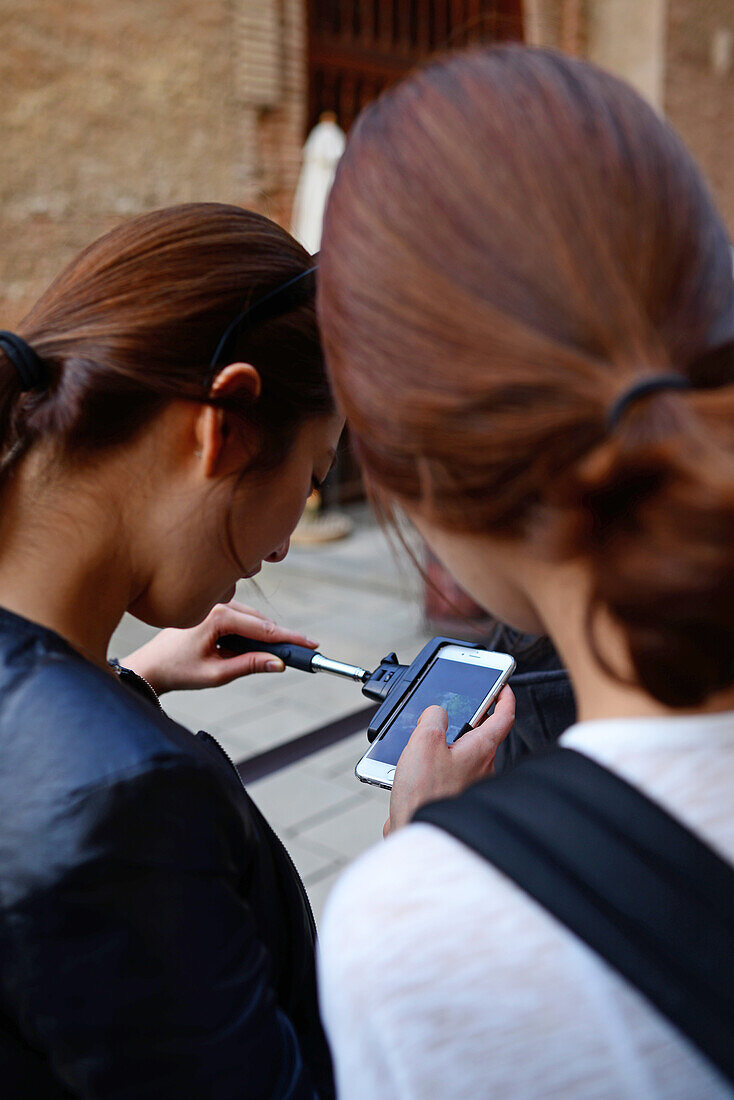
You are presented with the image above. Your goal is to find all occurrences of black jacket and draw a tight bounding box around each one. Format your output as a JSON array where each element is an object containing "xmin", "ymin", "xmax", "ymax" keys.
[{"xmin": 0, "ymin": 608, "xmax": 334, "ymax": 1098}]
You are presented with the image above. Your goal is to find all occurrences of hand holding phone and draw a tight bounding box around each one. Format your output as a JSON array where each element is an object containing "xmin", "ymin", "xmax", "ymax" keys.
[
  {"xmin": 356, "ymin": 645, "xmax": 515, "ymax": 789},
  {"xmin": 384, "ymin": 686, "xmax": 516, "ymax": 835}
]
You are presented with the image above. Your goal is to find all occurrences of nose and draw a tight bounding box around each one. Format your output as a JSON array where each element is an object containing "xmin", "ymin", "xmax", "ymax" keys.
[{"xmin": 266, "ymin": 539, "xmax": 290, "ymax": 565}]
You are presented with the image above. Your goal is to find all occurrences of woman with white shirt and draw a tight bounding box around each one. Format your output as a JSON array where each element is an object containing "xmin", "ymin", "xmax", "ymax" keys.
[{"xmin": 315, "ymin": 45, "xmax": 734, "ymax": 1098}]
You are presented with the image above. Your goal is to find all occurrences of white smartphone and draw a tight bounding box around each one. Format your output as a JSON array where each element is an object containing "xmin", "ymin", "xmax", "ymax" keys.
[{"xmin": 355, "ymin": 644, "xmax": 516, "ymax": 790}]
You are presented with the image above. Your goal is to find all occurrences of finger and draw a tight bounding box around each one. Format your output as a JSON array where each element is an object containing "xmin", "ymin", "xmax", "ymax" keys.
[
  {"xmin": 213, "ymin": 605, "xmax": 318, "ymax": 648},
  {"xmin": 398, "ymin": 704, "xmax": 451, "ymax": 756},
  {"xmin": 231, "ymin": 609, "xmax": 318, "ymax": 647},
  {"xmin": 478, "ymin": 685, "xmax": 516, "ymax": 731},
  {"xmin": 211, "ymin": 650, "xmax": 286, "ymax": 685},
  {"xmin": 245, "ymin": 620, "xmax": 319, "ymax": 648},
  {"xmin": 226, "ymin": 600, "xmax": 270, "ymax": 620},
  {"xmin": 383, "ymin": 817, "xmax": 391, "ymax": 839},
  {"xmin": 459, "ymin": 685, "xmax": 516, "ymax": 744},
  {"xmin": 453, "ymin": 686, "xmax": 515, "ymax": 765},
  {"xmin": 407, "ymin": 705, "xmax": 450, "ymax": 748}
]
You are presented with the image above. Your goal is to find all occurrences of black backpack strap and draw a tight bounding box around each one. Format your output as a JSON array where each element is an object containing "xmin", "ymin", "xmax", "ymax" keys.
[{"xmin": 414, "ymin": 746, "xmax": 734, "ymax": 1085}]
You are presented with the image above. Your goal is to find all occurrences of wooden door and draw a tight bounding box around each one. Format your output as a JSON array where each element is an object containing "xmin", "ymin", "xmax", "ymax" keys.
[
  {"xmin": 309, "ymin": 0, "xmax": 524, "ymax": 504},
  {"xmin": 308, "ymin": 1, "xmax": 524, "ymax": 133}
]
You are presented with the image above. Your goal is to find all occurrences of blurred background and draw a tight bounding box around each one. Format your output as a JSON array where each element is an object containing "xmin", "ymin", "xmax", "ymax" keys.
[
  {"xmin": 2, "ymin": 0, "xmax": 733, "ymax": 914},
  {"xmin": 2, "ymin": 1, "xmax": 732, "ymax": 326}
]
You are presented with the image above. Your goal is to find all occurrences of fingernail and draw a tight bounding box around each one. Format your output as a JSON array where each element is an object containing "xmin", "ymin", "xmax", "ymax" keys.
[
  {"xmin": 266, "ymin": 659, "xmax": 285, "ymax": 672},
  {"xmin": 306, "ymin": 638, "xmax": 319, "ymax": 647}
]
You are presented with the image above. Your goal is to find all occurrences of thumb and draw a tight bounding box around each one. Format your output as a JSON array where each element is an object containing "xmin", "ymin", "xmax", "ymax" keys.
[
  {"xmin": 215, "ymin": 650, "xmax": 285, "ymax": 684},
  {"xmin": 395, "ymin": 706, "xmax": 449, "ymax": 783},
  {"xmin": 407, "ymin": 705, "xmax": 449, "ymax": 751},
  {"xmin": 453, "ymin": 685, "xmax": 516, "ymax": 769}
]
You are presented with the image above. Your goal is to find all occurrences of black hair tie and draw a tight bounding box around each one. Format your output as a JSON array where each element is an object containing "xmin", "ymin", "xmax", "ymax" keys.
[
  {"xmin": 606, "ymin": 373, "xmax": 691, "ymax": 431},
  {"xmin": 0, "ymin": 331, "xmax": 48, "ymax": 392}
]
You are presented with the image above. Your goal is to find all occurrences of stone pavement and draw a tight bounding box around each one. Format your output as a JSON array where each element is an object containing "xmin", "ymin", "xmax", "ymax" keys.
[{"xmin": 110, "ymin": 505, "xmax": 433, "ymax": 920}]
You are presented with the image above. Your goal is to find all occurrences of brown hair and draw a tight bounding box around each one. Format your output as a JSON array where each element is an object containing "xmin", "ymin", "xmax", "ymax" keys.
[
  {"xmin": 0, "ymin": 203, "xmax": 332, "ymax": 487},
  {"xmin": 319, "ymin": 45, "xmax": 734, "ymax": 708}
]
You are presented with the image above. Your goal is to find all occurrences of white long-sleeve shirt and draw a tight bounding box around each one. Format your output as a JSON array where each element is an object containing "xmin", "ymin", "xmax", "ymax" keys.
[{"xmin": 318, "ymin": 711, "xmax": 734, "ymax": 1098}]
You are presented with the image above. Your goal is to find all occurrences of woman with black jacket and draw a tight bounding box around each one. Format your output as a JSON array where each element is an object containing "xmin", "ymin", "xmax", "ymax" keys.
[{"xmin": 0, "ymin": 203, "xmax": 513, "ymax": 1098}]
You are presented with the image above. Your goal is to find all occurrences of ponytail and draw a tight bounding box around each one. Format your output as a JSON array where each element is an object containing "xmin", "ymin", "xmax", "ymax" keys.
[{"xmin": 556, "ymin": 344, "xmax": 734, "ymax": 706}]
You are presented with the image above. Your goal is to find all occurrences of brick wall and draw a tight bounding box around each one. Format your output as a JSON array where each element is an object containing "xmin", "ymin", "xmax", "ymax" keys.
[
  {"xmin": 255, "ymin": 0, "xmax": 309, "ymax": 228},
  {"xmin": 1, "ymin": 1, "xmax": 732, "ymax": 328},
  {"xmin": 0, "ymin": 0, "xmax": 308, "ymax": 326},
  {"xmin": 664, "ymin": 0, "xmax": 734, "ymax": 231}
]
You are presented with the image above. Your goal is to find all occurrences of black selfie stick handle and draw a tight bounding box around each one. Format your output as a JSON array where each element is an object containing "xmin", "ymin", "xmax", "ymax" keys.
[{"xmin": 217, "ymin": 634, "xmax": 317, "ymax": 673}]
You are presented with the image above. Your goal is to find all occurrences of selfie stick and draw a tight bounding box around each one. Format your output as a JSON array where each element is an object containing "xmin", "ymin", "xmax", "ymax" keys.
[
  {"xmin": 216, "ymin": 634, "xmax": 483, "ymax": 724},
  {"xmin": 217, "ymin": 636, "xmax": 371, "ymax": 685}
]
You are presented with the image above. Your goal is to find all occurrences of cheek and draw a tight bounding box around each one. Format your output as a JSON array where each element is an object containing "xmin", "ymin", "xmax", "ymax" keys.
[
  {"xmin": 232, "ymin": 474, "xmax": 310, "ymax": 560},
  {"xmin": 468, "ymin": 573, "xmax": 543, "ymax": 635},
  {"xmin": 417, "ymin": 523, "xmax": 545, "ymax": 635},
  {"xmin": 271, "ymin": 473, "xmax": 312, "ymax": 538},
  {"xmin": 286, "ymin": 480, "xmax": 312, "ymax": 527},
  {"xmin": 439, "ymin": 556, "xmax": 535, "ymax": 630}
]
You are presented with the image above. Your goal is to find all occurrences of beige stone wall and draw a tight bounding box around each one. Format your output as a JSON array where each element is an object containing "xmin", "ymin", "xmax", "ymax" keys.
[
  {"xmin": 1, "ymin": 0, "xmax": 731, "ymax": 329},
  {"xmin": 664, "ymin": 0, "xmax": 734, "ymax": 231},
  {"xmin": 586, "ymin": 0, "xmax": 667, "ymax": 108},
  {"xmin": 529, "ymin": 0, "xmax": 734, "ymax": 233},
  {"xmin": 255, "ymin": 0, "xmax": 309, "ymax": 228},
  {"xmin": 0, "ymin": 0, "xmax": 308, "ymax": 326}
]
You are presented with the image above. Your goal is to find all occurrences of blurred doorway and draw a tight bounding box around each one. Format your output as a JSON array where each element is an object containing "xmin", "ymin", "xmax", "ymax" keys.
[
  {"xmin": 307, "ymin": 1, "xmax": 524, "ymax": 620},
  {"xmin": 307, "ymin": 1, "xmax": 524, "ymax": 133},
  {"xmin": 307, "ymin": 0, "xmax": 524, "ymax": 506}
]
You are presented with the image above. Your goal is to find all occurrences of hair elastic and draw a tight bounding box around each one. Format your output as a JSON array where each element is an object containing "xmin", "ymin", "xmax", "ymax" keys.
[
  {"xmin": 606, "ymin": 373, "xmax": 691, "ymax": 431},
  {"xmin": 0, "ymin": 330, "xmax": 48, "ymax": 392}
]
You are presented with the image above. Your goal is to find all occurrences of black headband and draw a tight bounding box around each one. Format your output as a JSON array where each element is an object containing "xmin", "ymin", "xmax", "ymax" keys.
[
  {"xmin": 606, "ymin": 373, "xmax": 692, "ymax": 430},
  {"xmin": 0, "ymin": 331, "xmax": 47, "ymax": 392},
  {"xmin": 209, "ymin": 264, "xmax": 319, "ymax": 370}
]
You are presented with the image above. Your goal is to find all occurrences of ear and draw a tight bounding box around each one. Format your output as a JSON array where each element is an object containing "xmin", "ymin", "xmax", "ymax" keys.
[{"xmin": 194, "ymin": 363, "xmax": 262, "ymax": 477}]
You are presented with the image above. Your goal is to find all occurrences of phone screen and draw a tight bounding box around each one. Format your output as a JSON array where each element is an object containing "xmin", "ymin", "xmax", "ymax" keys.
[{"xmin": 368, "ymin": 655, "xmax": 505, "ymax": 767}]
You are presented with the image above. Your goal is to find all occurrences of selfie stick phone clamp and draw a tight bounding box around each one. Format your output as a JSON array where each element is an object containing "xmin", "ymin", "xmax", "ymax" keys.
[{"xmin": 216, "ymin": 634, "xmax": 487, "ymax": 743}]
